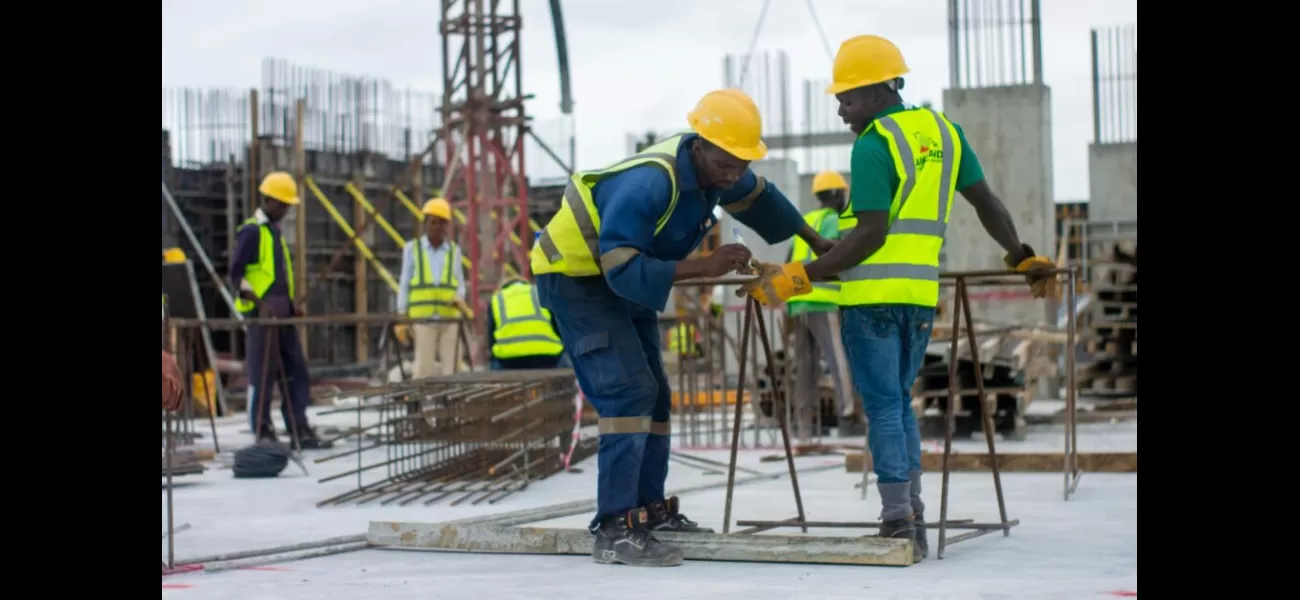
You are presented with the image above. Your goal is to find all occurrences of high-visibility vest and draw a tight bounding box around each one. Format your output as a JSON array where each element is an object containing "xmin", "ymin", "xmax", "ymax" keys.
[
  {"xmin": 490, "ymin": 282, "xmax": 563, "ymax": 359},
  {"xmin": 837, "ymin": 108, "xmax": 962, "ymax": 308},
  {"xmin": 408, "ymin": 240, "xmax": 461, "ymax": 319},
  {"xmin": 233, "ymin": 218, "xmax": 294, "ymax": 314},
  {"xmin": 530, "ymin": 135, "xmax": 686, "ymax": 276},
  {"xmin": 788, "ymin": 208, "xmax": 841, "ymax": 305},
  {"xmin": 668, "ymin": 323, "xmax": 699, "ymax": 355}
]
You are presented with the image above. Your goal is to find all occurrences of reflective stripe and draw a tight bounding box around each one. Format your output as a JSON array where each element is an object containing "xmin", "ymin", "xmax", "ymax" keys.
[
  {"xmin": 841, "ymin": 264, "xmax": 941, "ymax": 282},
  {"xmin": 599, "ymin": 416, "xmax": 651, "ymax": 435},
  {"xmin": 409, "ymin": 242, "xmax": 460, "ymax": 318},
  {"xmin": 650, "ymin": 420, "xmax": 670, "ymax": 436}
]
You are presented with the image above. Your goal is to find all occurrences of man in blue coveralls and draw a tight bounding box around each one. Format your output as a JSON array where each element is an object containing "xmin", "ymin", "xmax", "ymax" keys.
[
  {"xmin": 529, "ymin": 89, "xmax": 835, "ymax": 567},
  {"xmin": 739, "ymin": 36, "xmax": 1057, "ymax": 563}
]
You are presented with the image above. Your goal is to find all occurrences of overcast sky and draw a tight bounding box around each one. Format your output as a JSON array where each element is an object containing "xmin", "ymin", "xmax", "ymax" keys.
[{"xmin": 162, "ymin": 0, "xmax": 1136, "ymax": 202}]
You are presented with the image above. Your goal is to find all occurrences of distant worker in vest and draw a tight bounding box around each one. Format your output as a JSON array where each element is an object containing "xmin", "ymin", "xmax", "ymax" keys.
[
  {"xmin": 530, "ymin": 88, "xmax": 836, "ymax": 568},
  {"xmin": 739, "ymin": 36, "xmax": 1057, "ymax": 562},
  {"xmin": 393, "ymin": 198, "xmax": 467, "ymax": 378},
  {"xmin": 230, "ymin": 171, "xmax": 329, "ymax": 449},
  {"xmin": 487, "ymin": 276, "xmax": 566, "ymax": 370},
  {"xmin": 667, "ymin": 321, "xmax": 702, "ymax": 359},
  {"xmin": 786, "ymin": 170, "xmax": 857, "ymax": 440}
]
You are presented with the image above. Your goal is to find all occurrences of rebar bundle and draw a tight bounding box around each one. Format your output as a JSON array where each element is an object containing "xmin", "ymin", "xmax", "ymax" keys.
[{"xmin": 316, "ymin": 369, "xmax": 592, "ymax": 507}]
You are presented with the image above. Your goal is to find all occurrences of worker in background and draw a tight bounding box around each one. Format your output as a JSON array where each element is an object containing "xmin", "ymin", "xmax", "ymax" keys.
[
  {"xmin": 667, "ymin": 320, "xmax": 702, "ymax": 359},
  {"xmin": 393, "ymin": 198, "xmax": 467, "ymax": 379},
  {"xmin": 530, "ymin": 88, "xmax": 836, "ymax": 568},
  {"xmin": 786, "ymin": 171, "xmax": 858, "ymax": 440},
  {"xmin": 739, "ymin": 36, "xmax": 1056, "ymax": 562},
  {"xmin": 487, "ymin": 276, "xmax": 566, "ymax": 370},
  {"xmin": 230, "ymin": 171, "xmax": 329, "ymax": 449}
]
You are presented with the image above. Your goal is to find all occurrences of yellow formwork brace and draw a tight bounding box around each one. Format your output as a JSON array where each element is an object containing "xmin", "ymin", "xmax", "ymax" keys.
[
  {"xmin": 344, "ymin": 182, "xmax": 405, "ymax": 247},
  {"xmin": 304, "ymin": 177, "xmax": 400, "ymax": 292}
]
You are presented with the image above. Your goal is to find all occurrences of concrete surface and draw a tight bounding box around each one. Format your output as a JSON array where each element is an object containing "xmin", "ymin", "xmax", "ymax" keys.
[
  {"xmin": 1087, "ymin": 142, "xmax": 1137, "ymax": 223},
  {"xmin": 162, "ymin": 406, "xmax": 1137, "ymax": 599}
]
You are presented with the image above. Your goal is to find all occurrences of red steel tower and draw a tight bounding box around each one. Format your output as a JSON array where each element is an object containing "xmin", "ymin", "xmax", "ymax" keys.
[{"xmin": 439, "ymin": 0, "xmax": 532, "ymax": 360}]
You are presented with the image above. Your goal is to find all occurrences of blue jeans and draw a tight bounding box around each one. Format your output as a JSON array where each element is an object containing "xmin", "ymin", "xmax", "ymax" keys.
[
  {"xmin": 535, "ymin": 274, "xmax": 671, "ymax": 530},
  {"xmin": 840, "ymin": 304, "xmax": 935, "ymax": 485}
]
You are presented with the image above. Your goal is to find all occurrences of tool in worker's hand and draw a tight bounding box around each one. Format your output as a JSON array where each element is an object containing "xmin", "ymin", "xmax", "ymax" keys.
[
  {"xmin": 731, "ymin": 227, "xmax": 762, "ymax": 274},
  {"xmin": 1004, "ymin": 244, "xmax": 1059, "ymax": 299}
]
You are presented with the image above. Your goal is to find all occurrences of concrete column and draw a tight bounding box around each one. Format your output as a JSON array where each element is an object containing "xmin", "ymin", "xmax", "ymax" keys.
[
  {"xmin": 940, "ymin": 84, "xmax": 1055, "ymax": 325},
  {"xmin": 1087, "ymin": 142, "xmax": 1137, "ymax": 222}
]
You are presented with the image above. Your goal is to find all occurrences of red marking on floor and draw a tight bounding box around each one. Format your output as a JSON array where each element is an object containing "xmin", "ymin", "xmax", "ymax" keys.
[
  {"xmin": 162, "ymin": 564, "xmax": 205, "ymax": 576},
  {"xmin": 239, "ymin": 565, "xmax": 293, "ymax": 571},
  {"xmin": 1109, "ymin": 591, "xmax": 1137, "ymax": 597},
  {"xmin": 162, "ymin": 583, "xmax": 193, "ymax": 589}
]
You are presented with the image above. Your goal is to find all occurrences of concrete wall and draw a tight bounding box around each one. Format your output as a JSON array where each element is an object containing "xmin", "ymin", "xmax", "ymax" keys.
[
  {"xmin": 941, "ymin": 84, "xmax": 1055, "ymax": 325},
  {"xmin": 1087, "ymin": 142, "xmax": 1137, "ymax": 222}
]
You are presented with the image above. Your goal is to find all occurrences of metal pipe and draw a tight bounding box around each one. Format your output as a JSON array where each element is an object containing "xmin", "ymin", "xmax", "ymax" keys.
[
  {"xmin": 160, "ymin": 181, "xmax": 242, "ymax": 320},
  {"xmin": 174, "ymin": 534, "xmax": 368, "ymax": 566}
]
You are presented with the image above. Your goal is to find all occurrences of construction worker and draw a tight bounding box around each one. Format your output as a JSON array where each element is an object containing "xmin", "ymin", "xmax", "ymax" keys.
[
  {"xmin": 487, "ymin": 277, "xmax": 566, "ymax": 370},
  {"xmin": 230, "ymin": 171, "xmax": 329, "ymax": 449},
  {"xmin": 667, "ymin": 321, "xmax": 702, "ymax": 359},
  {"xmin": 529, "ymin": 88, "xmax": 835, "ymax": 567},
  {"xmin": 739, "ymin": 36, "xmax": 1056, "ymax": 562},
  {"xmin": 393, "ymin": 198, "xmax": 466, "ymax": 379},
  {"xmin": 786, "ymin": 171, "xmax": 857, "ymax": 440}
]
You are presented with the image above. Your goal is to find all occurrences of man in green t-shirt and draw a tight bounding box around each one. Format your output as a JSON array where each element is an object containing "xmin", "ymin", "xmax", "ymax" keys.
[{"xmin": 785, "ymin": 170, "xmax": 858, "ymax": 440}]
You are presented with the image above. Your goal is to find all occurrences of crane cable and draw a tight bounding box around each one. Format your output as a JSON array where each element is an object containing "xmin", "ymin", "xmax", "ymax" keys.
[
  {"xmin": 734, "ymin": 0, "xmax": 772, "ymax": 89},
  {"xmin": 803, "ymin": 0, "xmax": 837, "ymax": 64}
]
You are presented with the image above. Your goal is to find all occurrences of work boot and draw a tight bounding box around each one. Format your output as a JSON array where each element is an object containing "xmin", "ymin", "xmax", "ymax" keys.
[
  {"xmin": 255, "ymin": 424, "xmax": 279, "ymax": 444},
  {"xmin": 910, "ymin": 471, "xmax": 928, "ymax": 559},
  {"xmin": 591, "ymin": 508, "xmax": 684, "ymax": 567},
  {"xmin": 291, "ymin": 425, "xmax": 333, "ymax": 450},
  {"xmin": 874, "ymin": 481, "xmax": 923, "ymax": 562},
  {"xmin": 647, "ymin": 496, "xmax": 714, "ymax": 533}
]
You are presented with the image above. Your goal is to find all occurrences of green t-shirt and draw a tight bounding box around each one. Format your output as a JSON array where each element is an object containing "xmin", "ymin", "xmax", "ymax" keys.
[
  {"xmin": 788, "ymin": 208, "xmax": 841, "ymax": 316},
  {"xmin": 849, "ymin": 104, "xmax": 985, "ymax": 213}
]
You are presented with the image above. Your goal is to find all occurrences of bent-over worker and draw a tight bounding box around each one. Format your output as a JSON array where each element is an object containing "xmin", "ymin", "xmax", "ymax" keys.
[
  {"xmin": 530, "ymin": 88, "xmax": 836, "ymax": 568},
  {"xmin": 739, "ymin": 36, "xmax": 1056, "ymax": 562},
  {"xmin": 487, "ymin": 277, "xmax": 566, "ymax": 370},
  {"xmin": 393, "ymin": 198, "xmax": 467, "ymax": 379},
  {"xmin": 230, "ymin": 171, "xmax": 329, "ymax": 449},
  {"xmin": 786, "ymin": 170, "xmax": 857, "ymax": 439}
]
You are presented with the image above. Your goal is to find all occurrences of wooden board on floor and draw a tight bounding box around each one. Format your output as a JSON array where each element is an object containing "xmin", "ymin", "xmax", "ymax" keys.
[
  {"xmin": 844, "ymin": 451, "xmax": 1137, "ymax": 473},
  {"xmin": 368, "ymin": 521, "xmax": 915, "ymax": 567}
]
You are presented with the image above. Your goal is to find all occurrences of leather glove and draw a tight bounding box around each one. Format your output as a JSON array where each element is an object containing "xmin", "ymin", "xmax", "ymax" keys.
[
  {"xmin": 393, "ymin": 323, "xmax": 411, "ymax": 345},
  {"xmin": 736, "ymin": 262, "xmax": 813, "ymax": 307},
  {"xmin": 1003, "ymin": 244, "xmax": 1059, "ymax": 299}
]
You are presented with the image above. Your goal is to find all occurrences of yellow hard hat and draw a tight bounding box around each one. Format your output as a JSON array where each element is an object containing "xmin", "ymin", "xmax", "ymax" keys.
[
  {"xmin": 686, "ymin": 89, "xmax": 768, "ymax": 162},
  {"xmin": 162, "ymin": 247, "xmax": 187, "ymax": 264},
  {"xmin": 811, "ymin": 171, "xmax": 848, "ymax": 194},
  {"xmin": 258, "ymin": 171, "xmax": 300, "ymax": 205},
  {"xmin": 825, "ymin": 35, "xmax": 910, "ymax": 95},
  {"xmin": 422, "ymin": 197, "xmax": 452, "ymax": 221}
]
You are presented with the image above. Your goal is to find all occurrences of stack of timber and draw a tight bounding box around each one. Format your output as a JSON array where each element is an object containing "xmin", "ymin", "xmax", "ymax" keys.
[
  {"xmin": 914, "ymin": 321, "xmax": 1065, "ymax": 441},
  {"xmin": 1078, "ymin": 239, "xmax": 1138, "ymax": 400}
]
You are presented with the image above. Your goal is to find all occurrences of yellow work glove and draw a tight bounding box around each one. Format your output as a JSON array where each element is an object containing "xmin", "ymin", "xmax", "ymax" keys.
[
  {"xmin": 736, "ymin": 262, "xmax": 813, "ymax": 307},
  {"xmin": 1003, "ymin": 244, "xmax": 1059, "ymax": 299},
  {"xmin": 393, "ymin": 323, "xmax": 411, "ymax": 345}
]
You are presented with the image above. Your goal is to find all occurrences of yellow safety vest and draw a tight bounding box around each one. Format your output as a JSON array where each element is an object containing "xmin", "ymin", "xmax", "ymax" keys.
[
  {"xmin": 530, "ymin": 135, "xmax": 685, "ymax": 276},
  {"xmin": 234, "ymin": 218, "xmax": 295, "ymax": 314},
  {"xmin": 788, "ymin": 208, "xmax": 841, "ymax": 305},
  {"xmin": 838, "ymin": 108, "xmax": 962, "ymax": 308},
  {"xmin": 408, "ymin": 240, "xmax": 462, "ymax": 319},
  {"xmin": 490, "ymin": 282, "xmax": 564, "ymax": 359},
  {"xmin": 668, "ymin": 323, "xmax": 698, "ymax": 355}
]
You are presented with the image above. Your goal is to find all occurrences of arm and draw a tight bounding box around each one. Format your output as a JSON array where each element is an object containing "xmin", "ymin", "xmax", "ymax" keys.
[
  {"xmin": 717, "ymin": 170, "xmax": 805, "ymax": 243},
  {"xmin": 229, "ymin": 226, "xmax": 260, "ymax": 296},
  {"xmin": 952, "ymin": 123, "xmax": 1029, "ymax": 263},
  {"xmin": 805, "ymin": 136, "xmax": 895, "ymax": 281},
  {"xmin": 599, "ymin": 169, "xmax": 711, "ymax": 311},
  {"xmin": 395, "ymin": 241, "xmax": 414, "ymax": 314}
]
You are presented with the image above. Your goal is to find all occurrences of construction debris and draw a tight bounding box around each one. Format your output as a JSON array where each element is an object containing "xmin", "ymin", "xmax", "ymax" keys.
[{"xmin": 314, "ymin": 369, "xmax": 594, "ymax": 507}]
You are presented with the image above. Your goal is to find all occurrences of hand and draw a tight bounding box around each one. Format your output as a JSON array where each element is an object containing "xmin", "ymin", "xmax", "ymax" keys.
[
  {"xmin": 736, "ymin": 262, "xmax": 813, "ymax": 306},
  {"xmin": 702, "ymin": 244, "xmax": 753, "ymax": 277},
  {"xmin": 240, "ymin": 289, "xmax": 260, "ymax": 310},
  {"xmin": 1003, "ymin": 244, "xmax": 1059, "ymax": 299},
  {"xmin": 162, "ymin": 351, "xmax": 185, "ymax": 411},
  {"xmin": 393, "ymin": 323, "xmax": 411, "ymax": 345}
]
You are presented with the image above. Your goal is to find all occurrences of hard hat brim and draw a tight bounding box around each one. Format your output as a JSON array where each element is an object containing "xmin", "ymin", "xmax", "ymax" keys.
[
  {"xmin": 273, "ymin": 195, "xmax": 301, "ymax": 206},
  {"xmin": 824, "ymin": 69, "xmax": 910, "ymax": 95}
]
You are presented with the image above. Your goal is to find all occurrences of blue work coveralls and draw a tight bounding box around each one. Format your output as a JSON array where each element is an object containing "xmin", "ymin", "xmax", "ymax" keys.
[
  {"xmin": 534, "ymin": 134, "xmax": 805, "ymax": 529},
  {"xmin": 229, "ymin": 215, "xmax": 312, "ymax": 435}
]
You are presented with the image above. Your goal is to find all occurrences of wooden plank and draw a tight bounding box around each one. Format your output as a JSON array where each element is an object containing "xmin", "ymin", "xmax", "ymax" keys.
[
  {"xmin": 368, "ymin": 521, "xmax": 915, "ymax": 567},
  {"xmin": 845, "ymin": 451, "xmax": 1137, "ymax": 473}
]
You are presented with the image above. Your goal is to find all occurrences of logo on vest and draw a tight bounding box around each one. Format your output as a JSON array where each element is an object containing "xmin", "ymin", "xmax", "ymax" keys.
[{"xmin": 912, "ymin": 132, "xmax": 944, "ymax": 170}]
